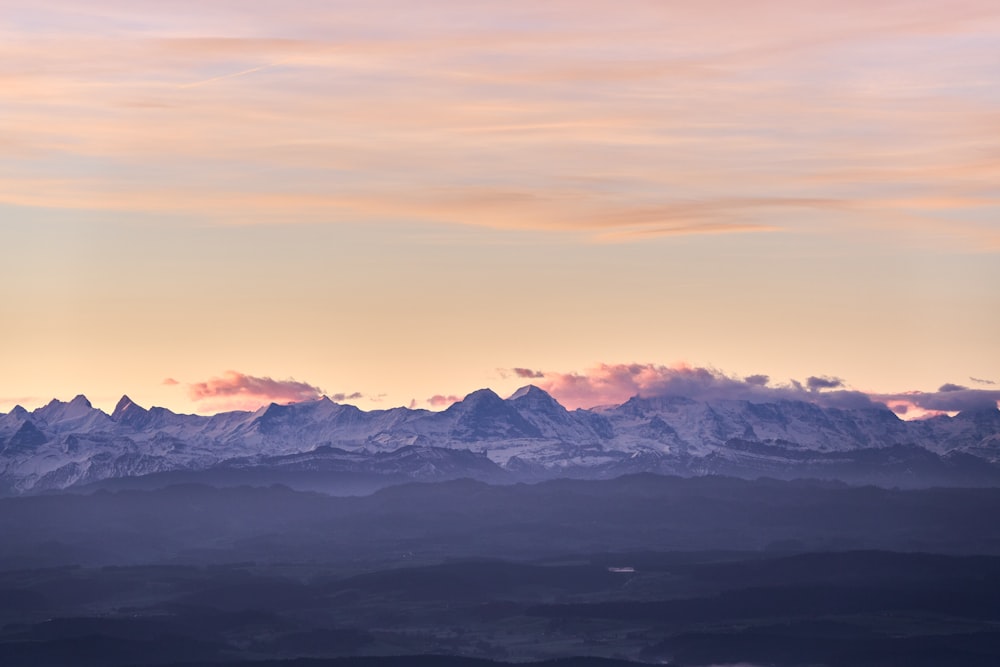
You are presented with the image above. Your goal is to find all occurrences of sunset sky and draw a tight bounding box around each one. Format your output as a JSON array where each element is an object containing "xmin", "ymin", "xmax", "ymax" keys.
[{"xmin": 1, "ymin": 0, "xmax": 998, "ymax": 416}]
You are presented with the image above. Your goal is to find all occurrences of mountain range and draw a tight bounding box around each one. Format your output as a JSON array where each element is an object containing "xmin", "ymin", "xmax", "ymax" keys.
[{"xmin": 2, "ymin": 386, "xmax": 999, "ymax": 494}]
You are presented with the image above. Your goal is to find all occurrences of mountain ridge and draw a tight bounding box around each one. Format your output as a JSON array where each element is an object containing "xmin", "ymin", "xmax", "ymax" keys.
[{"xmin": 1, "ymin": 386, "xmax": 998, "ymax": 494}]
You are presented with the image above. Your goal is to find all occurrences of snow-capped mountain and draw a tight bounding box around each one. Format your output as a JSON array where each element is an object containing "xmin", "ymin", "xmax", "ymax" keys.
[{"xmin": 1, "ymin": 386, "xmax": 998, "ymax": 493}]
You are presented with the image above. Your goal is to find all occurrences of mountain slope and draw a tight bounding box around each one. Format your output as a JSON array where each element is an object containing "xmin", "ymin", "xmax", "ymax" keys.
[{"xmin": 1, "ymin": 386, "xmax": 998, "ymax": 493}]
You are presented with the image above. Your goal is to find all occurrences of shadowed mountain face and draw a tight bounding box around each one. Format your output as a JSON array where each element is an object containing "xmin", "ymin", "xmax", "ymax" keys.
[{"xmin": 1, "ymin": 387, "xmax": 999, "ymax": 493}]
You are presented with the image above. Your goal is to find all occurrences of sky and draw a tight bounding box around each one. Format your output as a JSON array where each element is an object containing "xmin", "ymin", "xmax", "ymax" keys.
[{"xmin": 1, "ymin": 0, "xmax": 998, "ymax": 417}]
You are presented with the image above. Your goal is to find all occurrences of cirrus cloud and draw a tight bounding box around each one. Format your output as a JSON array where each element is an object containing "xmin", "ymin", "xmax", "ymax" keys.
[{"xmin": 3, "ymin": 1, "xmax": 1000, "ymax": 249}]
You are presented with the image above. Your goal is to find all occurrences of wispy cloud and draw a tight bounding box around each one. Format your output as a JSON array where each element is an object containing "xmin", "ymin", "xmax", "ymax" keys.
[
  {"xmin": 3, "ymin": 1, "xmax": 998, "ymax": 247},
  {"xmin": 177, "ymin": 61, "xmax": 284, "ymax": 89}
]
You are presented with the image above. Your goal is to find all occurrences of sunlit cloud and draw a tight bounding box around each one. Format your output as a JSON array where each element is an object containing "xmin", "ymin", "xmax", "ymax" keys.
[
  {"xmin": 427, "ymin": 394, "xmax": 461, "ymax": 408},
  {"xmin": 528, "ymin": 363, "xmax": 1000, "ymax": 416},
  {"xmin": 185, "ymin": 370, "xmax": 325, "ymax": 412},
  {"xmin": 532, "ymin": 363, "xmax": 818, "ymax": 409}
]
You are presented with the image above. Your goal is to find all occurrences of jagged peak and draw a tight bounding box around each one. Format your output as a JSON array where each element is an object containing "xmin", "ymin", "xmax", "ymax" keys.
[
  {"xmin": 34, "ymin": 394, "xmax": 93, "ymax": 417},
  {"xmin": 112, "ymin": 394, "xmax": 147, "ymax": 421},
  {"xmin": 69, "ymin": 394, "xmax": 92, "ymax": 409}
]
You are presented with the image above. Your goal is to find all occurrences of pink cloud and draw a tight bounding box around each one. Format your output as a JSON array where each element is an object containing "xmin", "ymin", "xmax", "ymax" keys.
[
  {"xmin": 534, "ymin": 363, "xmax": 875, "ymax": 410},
  {"xmin": 187, "ymin": 370, "xmax": 324, "ymax": 411},
  {"xmin": 427, "ymin": 394, "xmax": 461, "ymax": 408},
  {"xmin": 882, "ymin": 398, "xmax": 950, "ymax": 421},
  {"xmin": 162, "ymin": 377, "xmax": 179, "ymax": 385},
  {"xmin": 538, "ymin": 363, "xmax": 735, "ymax": 409},
  {"xmin": 536, "ymin": 362, "xmax": 1000, "ymax": 417}
]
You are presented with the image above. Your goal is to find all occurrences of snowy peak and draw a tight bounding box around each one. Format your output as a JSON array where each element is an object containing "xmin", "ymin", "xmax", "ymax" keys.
[
  {"xmin": 111, "ymin": 394, "xmax": 153, "ymax": 429},
  {"xmin": 507, "ymin": 384, "xmax": 606, "ymax": 443},
  {"xmin": 112, "ymin": 395, "xmax": 145, "ymax": 420},
  {"xmin": 507, "ymin": 385, "xmax": 572, "ymax": 421},
  {"xmin": 507, "ymin": 384, "xmax": 556, "ymax": 404},
  {"xmin": 507, "ymin": 384, "xmax": 540, "ymax": 401},
  {"xmin": 29, "ymin": 394, "xmax": 112, "ymax": 434},
  {"xmin": 444, "ymin": 388, "xmax": 542, "ymax": 439},
  {"xmin": 33, "ymin": 398, "xmax": 66, "ymax": 420},
  {"xmin": 251, "ymin": 402, "xmax": 293, "ymax": 431},
  {"xmin": 447, "ymin": 388, "xmax": 505, "ymax": 412},
  {"xmin": 35, "ymin": 395, "xmax": 94, "ymax": 421},
  {"xmin": 69, "ymin": 394, "xmax": 92, "ymax": 410}
]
